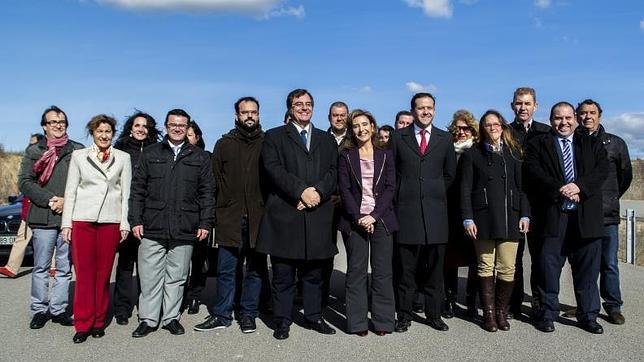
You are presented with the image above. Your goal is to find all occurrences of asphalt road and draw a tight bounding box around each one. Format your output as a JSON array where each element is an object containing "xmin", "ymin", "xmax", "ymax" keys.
[{"xmin": 1, "ymin": 241, "xmax": 644, "ymax": 361}]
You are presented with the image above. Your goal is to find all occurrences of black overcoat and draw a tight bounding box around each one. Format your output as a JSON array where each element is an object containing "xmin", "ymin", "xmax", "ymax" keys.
[
  {"xmin": 524, "ymin": 131, "xmax": 608, "ymax": 239},
  {"xmin": 459, "ymin": 145, "xmax": 530, "ymax": 241},
  {"xmin": 255, "ymin": 123, "xmax": 339, "ymax": 260},
  {"xmin": 390, "ymin": 125, "xmax": 457, "ymax": 244}
]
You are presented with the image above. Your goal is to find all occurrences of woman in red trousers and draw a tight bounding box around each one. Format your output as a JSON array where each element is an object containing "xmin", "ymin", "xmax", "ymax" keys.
[{"xmin": 61, "ymin": 115, "xmax": 131, "ymax": 343}]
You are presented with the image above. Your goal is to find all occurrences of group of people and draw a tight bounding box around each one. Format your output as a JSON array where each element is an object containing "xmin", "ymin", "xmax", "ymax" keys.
[{"xmin": 3, "ymin": 86, "xmax": 632, "ymax": 343}]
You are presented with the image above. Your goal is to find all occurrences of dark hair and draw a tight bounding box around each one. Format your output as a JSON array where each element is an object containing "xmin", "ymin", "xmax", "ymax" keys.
[
  {"xmin": 115, "ymin": 111, "xmax": 160, "ymax": 145},
  {"xmin": 379, "ymin": 125, "xmax": 394, "ymax": 134},
  {"xmin": 283, "ymin": 110, "xmax": 291, "ymax": 124},
  {"xmin": 343, "ymin": 109, "xmax": 384, "ymax": 150},
  {"xmin": 328, "ymin": 101, "xmax": 349, "ymax": 115},
  {"xmin": 410, "ymin": 92, "xmax": 436, "ymax": 111},
  {"xmin": 549, "ymin": 101, "xmax": 576, "ymax": 121},
  {"xmin": 576, "ymin": 99, "xmax": 603, "ymax": 116},
  {"xmin": 234, "ymin": 96, "xmax": 260, "ymax": 113},
  {"xmin": 513, "ymin": 87, "xmax": 537, "ymax": 103},
  {"xmin": 40, "ymin": 105, "xmax": 68, "ymax": 127},
  {"xmin": 187, "ymin": 120, "xmax": 205, "ymax": 150},
  {"xmin": 286, "ymin": 89, "xmax": 314, "ymax": 110},
  {"xmin": 479, "ymin": 110, "xmax": 523, "ymax": 159},
  {"xmin": 30, "ymin": 133, "xmax": 45, "ymax": 142},
  {"xmin": 395, "ymin": 110, "xmax": 413, "ymax": 121},
  {"xmin": 86, "ymin": 114, "xmax": 117, "ymax": 137},
  {"xmin": 165, "ymin": 108, "xmax": 191, "ymax": 126}
]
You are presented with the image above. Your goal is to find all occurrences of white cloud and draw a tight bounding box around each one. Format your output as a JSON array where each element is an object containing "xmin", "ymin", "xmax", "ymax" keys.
[
  {"xmin": 96, "ymin": 0, "xmax": 284, "ymax": 13},
  {"xmin": 406, "ymin": 81, "xmax": 438, "ymax": 93},
  {"xmin": 640, "ymin": 19, "xmax": 644, "ymax": 31},
  {"xmin": 604, "ymin": 112, "xmax": 644, "ymax": 158},
  {"xmin": 357, "ymin": 85, "xmax": 372, "ymax": 93},
  {"xmin": 263, "ymin": 5, "xmax": 305, "ymax": 19},
  {"xmin": 534, "ymin": 0, "xmax": 552, "ymax": 9},
  {"xmin": 403, "ymin": 0, "xmax": 453, "ymax": 18}
]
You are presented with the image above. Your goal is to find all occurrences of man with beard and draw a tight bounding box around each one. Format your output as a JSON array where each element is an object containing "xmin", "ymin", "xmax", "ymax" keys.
[
  {"xmin": 507, "ymin": 87, "xmax": 551, "ymax": 319},
  {"xmin": 129, "ymin": 109, "xmax": 215, "ymax": 337},
  {"xmin": 526, "ymin": 102, "xmax": 608, "ymax": 334},
  {"xmin": 194, "ymin": 97, "xmax": 268, "ymax": 334},
  {"xmin": 19, "ymin": 105, "xmax": 84, "ymax": 329},
  {"xmin": 256, "ymin": 89, "xmax": 339, "ymax": 340}
]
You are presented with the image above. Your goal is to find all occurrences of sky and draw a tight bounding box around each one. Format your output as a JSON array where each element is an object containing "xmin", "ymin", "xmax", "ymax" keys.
[{"xmin": 1, "ymin": 0, "xmax": 643, "ymax": 156}]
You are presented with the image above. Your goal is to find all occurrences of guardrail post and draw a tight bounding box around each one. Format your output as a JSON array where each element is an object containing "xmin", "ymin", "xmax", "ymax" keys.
[{"xmin": 626, "ymin": 209, "xmax": 636, "ymax": 264}]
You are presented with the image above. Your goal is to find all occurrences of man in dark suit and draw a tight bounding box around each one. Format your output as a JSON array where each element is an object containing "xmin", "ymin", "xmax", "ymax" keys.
[
  {"xmin": 525, "ymin": 102, "xmax": 608, "ymax": 334},
  {"xmin": 390, "ymin": 92, "xmax": 457, "ymax": 332},
  {"xmin": 507, "ymin": 87, "xmax": 551, "ymax": 319},
  {"xmin": 256, "ymin": 89, "xmax": 339, "ymax": 340}
]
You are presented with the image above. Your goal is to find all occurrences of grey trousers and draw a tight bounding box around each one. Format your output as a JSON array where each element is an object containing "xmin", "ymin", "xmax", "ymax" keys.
[
  {"xmin": 137, "ymin": 237, "xmax": 193, "ymax": 327},
  {"xmin": 31, "ymin": 228, "xmax": 70, "ymax": 316}
]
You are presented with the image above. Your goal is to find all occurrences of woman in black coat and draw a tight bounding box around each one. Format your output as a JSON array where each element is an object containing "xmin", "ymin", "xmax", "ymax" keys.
[
  {"xmin": 338, "ymin": 109, "xmax": 398, "ymax": 336},
  {"xmin": 460, "ymin": 110, "xmax": 530, "ymax": 332},
  {"xmin": 112, "ymin": 111, "xmax": 159, "ymax": 325}
]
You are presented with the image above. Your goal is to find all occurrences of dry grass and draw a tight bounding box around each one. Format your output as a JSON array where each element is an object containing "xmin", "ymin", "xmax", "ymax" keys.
[{"xmin": 0, "ymin": 148, "xmax": 22, "ymax": 204}]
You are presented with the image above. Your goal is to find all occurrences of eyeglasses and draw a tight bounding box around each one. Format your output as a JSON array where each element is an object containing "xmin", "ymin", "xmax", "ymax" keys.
[
  {"xmin": 292, "ymin": 102, "xmax": 313, "ymax": 109},
  {"xmin": 46, "ymin": 120, "xmax": 67, "ymax": 127},
  {"xmin": 167, "ymin": 123, "xmax": 188, "ymax": 129},
  {"xmin": 484, "ymin": 123, "xmax": 502, "ymax": 129},
  {"xmin": 456, "ymin": 126, "xmax": 472, "ymax": 133}
]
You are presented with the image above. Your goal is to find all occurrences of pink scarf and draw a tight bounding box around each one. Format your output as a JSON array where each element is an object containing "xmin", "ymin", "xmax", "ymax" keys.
[{"xmin": 32, "ymin": 135, "xmax": 69, "ymax": 185}]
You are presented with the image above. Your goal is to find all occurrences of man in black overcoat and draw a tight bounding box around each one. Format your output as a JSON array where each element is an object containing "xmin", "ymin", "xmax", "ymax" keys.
[
  {"xmin": 525, "ymin": 102, "xmax": 608, "ymax": 334},
  {"xmin": 390, "ymin": 92, "xmax": 457, "ymax": 332},
  {"xmin": 256, "ymin": 89, "xmax": 339, "ymax": 340}
]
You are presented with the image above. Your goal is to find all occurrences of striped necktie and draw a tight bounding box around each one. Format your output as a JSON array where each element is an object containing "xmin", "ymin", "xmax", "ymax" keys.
[
  {"xmin": 300, "ymin": 129, "xmax": 308, "ymax": 150},
  {"xmin": 561, "ymin": 138, "xmax": 576, "ymax": 210}
]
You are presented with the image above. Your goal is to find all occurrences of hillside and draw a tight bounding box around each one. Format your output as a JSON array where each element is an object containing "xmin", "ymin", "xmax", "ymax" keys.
[
  {"xmin": 0, "ymin": 152, "xmax": 22, "ymax": 204},
  {"xmin": 622, "ymin": 159, "xmax": 644, "ymax": 200}
]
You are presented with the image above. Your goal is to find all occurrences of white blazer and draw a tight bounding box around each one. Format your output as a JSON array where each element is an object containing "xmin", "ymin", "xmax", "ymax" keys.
[{"xmin": 61, "ymin": 147, "xmax": 131, "ymax": 231}]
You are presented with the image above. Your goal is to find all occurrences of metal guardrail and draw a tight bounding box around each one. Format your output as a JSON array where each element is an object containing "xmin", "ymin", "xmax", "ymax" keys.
[{"xmin": 626, "ymin": 209, "xmax": 637, "ymax": 264}]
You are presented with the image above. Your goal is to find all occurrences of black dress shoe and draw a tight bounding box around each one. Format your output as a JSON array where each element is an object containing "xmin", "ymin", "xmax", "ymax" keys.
[
  {"xmin": 442, "ymin": 303, "xmax": 455, "ymax": 319},
  {"xmin": 536, "ymin": 319, "xmax": 555, "ymax": 333},
  {"xmin": 305, "ymin": 318, "xmax": 336, "ymax": 335},
  {"xmin": 30, "ymin": 312, "xmax": 49, "ymax": 329},
  {"xmin": 427, "ymin": 318, "xmax": 449, "ymax": 331},
  {"xmin": 394, "ymin": 318, "xmax": 411, "ymax": 333},
  {"xmin": 51, "ymin": 313, "xmax": 74, "ymax": 326},
  {"xmin": 73, "ymin": 332, "xmax": 90, "ymax": 344},
  {"xmin": 579, "ymin": 320, "xmax": 603, "ymax": 334},
  {"xmin": 607, "ymin": 311, "xmax": 625, "ymax": 325},
  {"xmin": 91, "ymin": 328, "xmax": 105, "ymax": 338},
  {"xmin": 187, "ymin": 299, "xmax": 200, "ymax": 315},
  {"xmin": 162, "ymin": 320, "xmax": 185, "ymax": 335},
  {"xmin": 273, "ymin": 325, "xmax": 290, "ymax": 340},
  {"xmin": 412, "ymin": 304, "xmax": 424, "ymax": 314},
  {"xmin": 115, "ymin": 316, "xmax": 129, "ymax": 325},
  {"xmin": 132, "ymin": 322, "xmax": 155, "ymax": 338}
]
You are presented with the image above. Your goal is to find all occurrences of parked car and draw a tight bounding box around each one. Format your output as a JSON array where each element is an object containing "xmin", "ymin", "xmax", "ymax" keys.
[{"xmin": 0, "ymin": 195, "xmax": 26, "ymax": 255}]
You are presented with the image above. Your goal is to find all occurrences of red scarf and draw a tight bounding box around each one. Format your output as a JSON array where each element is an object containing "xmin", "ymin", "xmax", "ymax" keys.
[{"xmin": 32, "ymin": 135, "xmax": 69, "ymax": 185}]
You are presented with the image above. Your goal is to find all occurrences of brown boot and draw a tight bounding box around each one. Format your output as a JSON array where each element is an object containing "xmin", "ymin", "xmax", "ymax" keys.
[
  {"xmin": 496, "ymin": 279, "xmax": 515, "ymax": 331},
  {"xmin": 478, "ymin": 276, "xmax": 497, "ymax": 332}
]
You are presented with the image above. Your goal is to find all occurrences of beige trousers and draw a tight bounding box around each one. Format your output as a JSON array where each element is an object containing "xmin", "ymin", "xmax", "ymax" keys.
[
  {"xmin": 474, "ymin": 239, "xmax": 519, "ymax": 282},
  {"xmin": 4, "ymin": 221, "xmax": 56, "ymax": 274}
]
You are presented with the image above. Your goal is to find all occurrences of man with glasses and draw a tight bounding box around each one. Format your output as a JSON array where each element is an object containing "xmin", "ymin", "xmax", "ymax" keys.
[
  {"xmin": 256, "ymin": 89, "xmax": 339, "ymax": 340},
  {"xmin": 128, "ymin": 109, "xmax": 215, "ymax": 337},
  {"xmin": 19, "ymin": 105, "xmax": 83, "ymax": 329}
]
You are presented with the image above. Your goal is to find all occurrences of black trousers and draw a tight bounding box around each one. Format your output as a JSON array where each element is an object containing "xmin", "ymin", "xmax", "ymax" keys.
[
  {"xmin": 538, "ymin": 211, "xmax": 601, "ymax": 322},
  {"xmin": 271, "ymin": 256, "xmax": 325, "ymax": 327},
  {"xmin": 396, "ymin": 243, "xmax": 446, "ymax": 320},
  {"xmin": 113, "ymin": 235, "xmax": 140, "ymax": 318},
  {"xmin": 344, "ymin": 223, "xmax": 395, "ymax": 332},
  {"xmin": 185, "ymin": 239, "xmax": 209, "ymax": 302},
  {"xmin": 511, "ymin": 232, "xmax": 542, "ymax": 310}
]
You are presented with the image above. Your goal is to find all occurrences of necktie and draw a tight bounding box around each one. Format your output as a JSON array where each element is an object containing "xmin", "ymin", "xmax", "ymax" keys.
[
  {"xmin": 419, "ymin": 129, "xmax": 427, "ymax": 155},
  {"xmin": 300, "ymin": 129, "xmax": 308, "ymax": 150},
  {"xmin": 561, "ymin": 138, "xmax": 576, "ymax": 210}
]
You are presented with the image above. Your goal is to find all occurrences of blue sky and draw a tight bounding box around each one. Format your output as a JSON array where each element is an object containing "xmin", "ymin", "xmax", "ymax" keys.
[{"xmin": 1, "ymin": 0, "xmax": 643, "ymax": 156}]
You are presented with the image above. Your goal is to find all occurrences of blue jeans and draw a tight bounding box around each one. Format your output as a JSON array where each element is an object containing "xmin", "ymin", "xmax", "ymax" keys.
[
  {"xmin": 600, "ymin": 224, "xmax": 623, "ymax": 313},
  {"xmin": 31, "ymin": 228, "xmax": 71, "ymax": 316}
]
